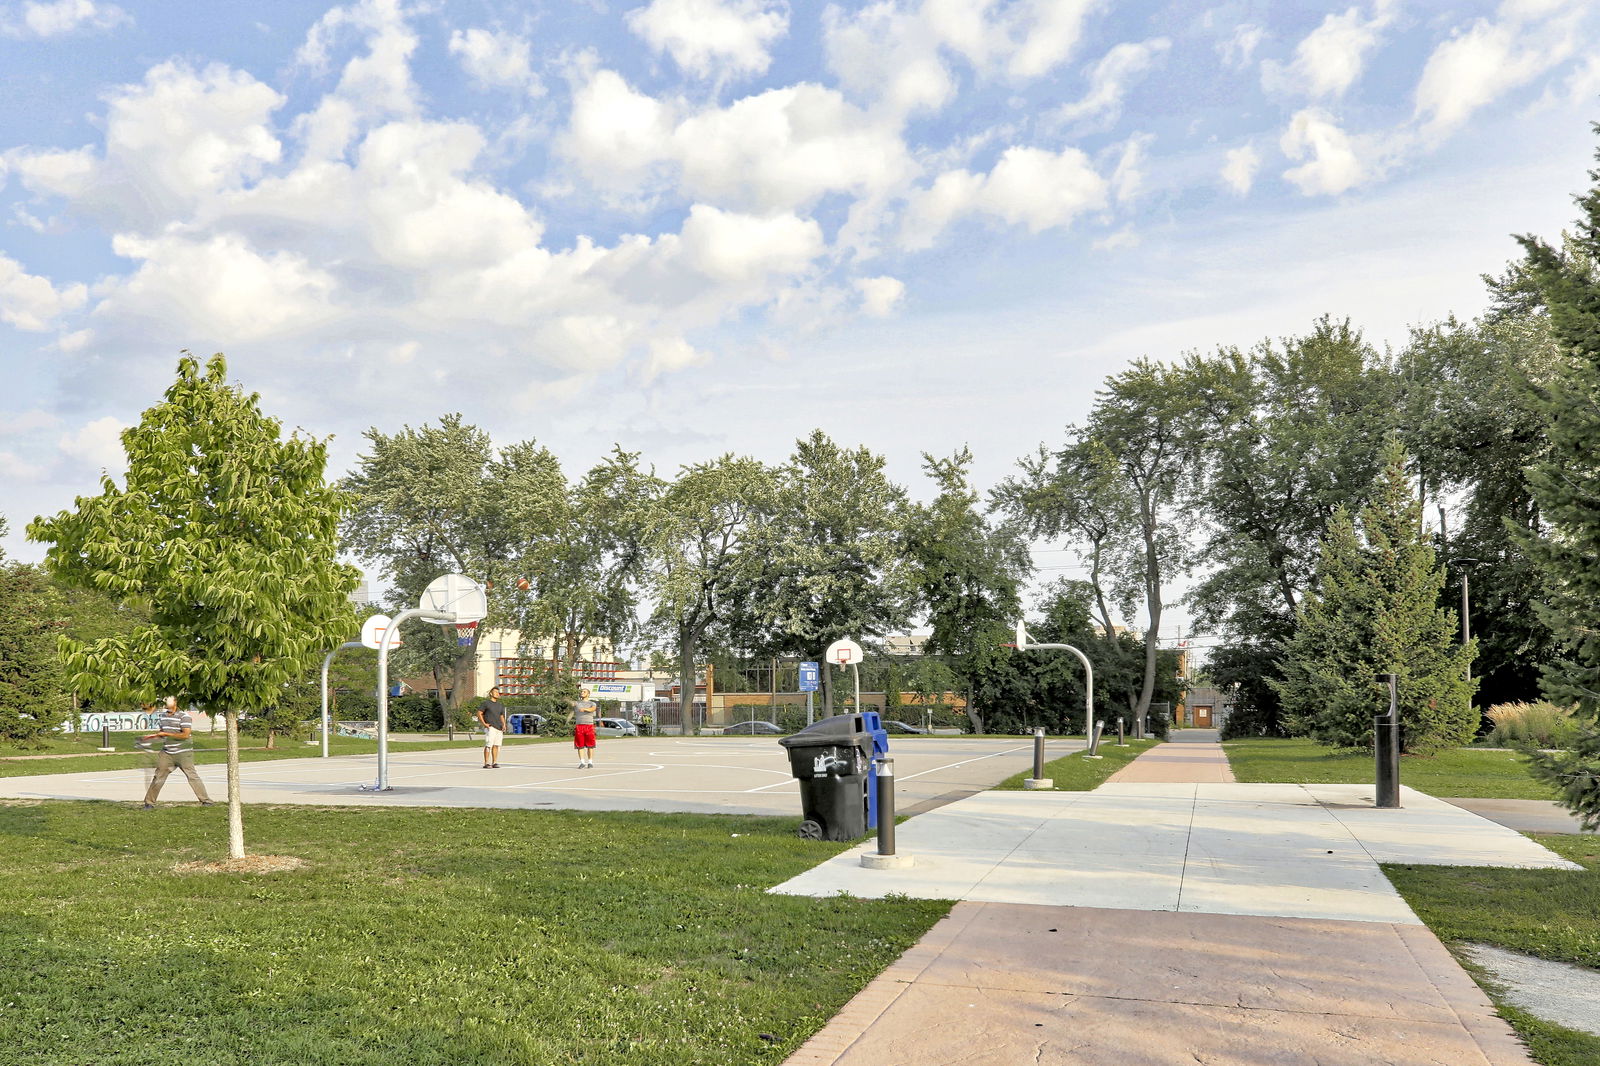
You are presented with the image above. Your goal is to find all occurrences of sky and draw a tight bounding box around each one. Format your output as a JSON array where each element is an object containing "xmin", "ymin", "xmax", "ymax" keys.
[{"xmin": 3, "ymin": 0, "xmax": 1599, "ymax": 641}]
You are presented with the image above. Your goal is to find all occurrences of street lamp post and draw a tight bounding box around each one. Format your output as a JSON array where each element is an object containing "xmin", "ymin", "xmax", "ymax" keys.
[{"xmin": 1451, "ymin": 557, "xmax": 1482, "ymax": 697}]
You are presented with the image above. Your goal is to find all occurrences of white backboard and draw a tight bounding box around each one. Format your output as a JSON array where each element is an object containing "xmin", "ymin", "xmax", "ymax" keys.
[
  {"xmin": 825, "ymin": 637, "xmax": 864, "ymax": 666},
  {"xmin": 1015, "ymin": 619, "xmax": 1029, "ymax": 651},
  {"xmin": 418, "ymin": 573, "xmax": 488, "ymax": 624},
  {"xmin": 360, "ymin": 614, "xmax": 399, "ymax": 650}
]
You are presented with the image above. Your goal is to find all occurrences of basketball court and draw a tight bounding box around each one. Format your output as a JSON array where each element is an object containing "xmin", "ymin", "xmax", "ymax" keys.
[{"xmin": 0, "ymin": 735, "xmax": 1086, "ymax": 817}]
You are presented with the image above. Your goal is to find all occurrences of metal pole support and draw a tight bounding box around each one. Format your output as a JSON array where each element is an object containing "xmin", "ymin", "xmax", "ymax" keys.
[
  {"xmin": 1375, "ymin": 673, "xmax": 1401, "ymax": 808},
  {"xmin": 1024, "ymin": 728, "xmax": 1052, "ymax": 789},
  {"xmin": 862, "ymin": 759, "xmax": 913, "ymax": 868},
  {"xmin": 1117, "ymin": 717, "xmax": 1125, "ymax": 746},
  {"xmin": 98, "ymin": 724, "xmax": 114, "ymax": 752},
  {"xmin": 1084, "ymin": 720, "xmax": 1105, "ymax": 759}
]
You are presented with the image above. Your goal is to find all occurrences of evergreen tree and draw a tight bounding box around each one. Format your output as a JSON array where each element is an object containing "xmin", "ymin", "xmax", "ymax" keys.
[
  {"xmin": 1274, "ymin": 438, "xmax": 1475, "ymax": 752},
  {"xmin": 0, "ymin": 559, "xmax": 69, "ymax": 741},
  {"xmin": 1516, "ymin": 130, "xmax": 1600, "ymax": 826}
]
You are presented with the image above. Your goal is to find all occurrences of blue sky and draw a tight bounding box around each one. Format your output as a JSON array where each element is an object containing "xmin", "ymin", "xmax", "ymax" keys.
[{"xmin": 3, "ymin": 0, "xmax": 1599, "ymax": 635}]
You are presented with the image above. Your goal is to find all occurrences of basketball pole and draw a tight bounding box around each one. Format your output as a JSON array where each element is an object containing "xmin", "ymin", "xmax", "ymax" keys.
[
  {"xmin": 320, "ymin": 641, "xmax": 364, "ymax": 758},
  {"xmin": 373, "ymin": 608, "xmax": 455, "ymax": 791}
]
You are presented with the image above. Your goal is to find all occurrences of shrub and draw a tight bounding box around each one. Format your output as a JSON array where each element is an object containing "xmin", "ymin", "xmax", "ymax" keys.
[
  {"xmin": 387, "ymin": 694, "xmax": 444, "ymax": 732},
  {"xmin": 1486, "ymin": 701, "xmax": 1580, "ymax": 749}
]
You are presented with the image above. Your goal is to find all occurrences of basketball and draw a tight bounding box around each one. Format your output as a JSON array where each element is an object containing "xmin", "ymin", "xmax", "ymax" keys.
[{"xmin": 516, "ymin": 577, "xmax": 530, "ymax": 590}]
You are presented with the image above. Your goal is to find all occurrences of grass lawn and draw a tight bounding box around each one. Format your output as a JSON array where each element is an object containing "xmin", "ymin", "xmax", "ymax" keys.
[
  {"xmin": 0, "ymin": 800, "xmax": 949, "ymax": 1065},
  {"xmin": 992, "ymin": 737, "xmax": 1159, "ymax": 790},
  {"xmin": 0, "ymin": 734, "xmax": 563, "ymax": 779},
  {"xmin": 1224, "ymin": 737, "xmax": 1559, "ymax": 799},
  {"xmin": 1385, "ymin": 835, "xmax": 1600, "ymax": 1066}
]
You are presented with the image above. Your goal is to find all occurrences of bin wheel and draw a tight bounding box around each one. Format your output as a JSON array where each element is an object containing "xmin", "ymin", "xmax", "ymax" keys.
[{"xmin": 797, "ymin": 819, "xmax": 824, "ymax": 840}]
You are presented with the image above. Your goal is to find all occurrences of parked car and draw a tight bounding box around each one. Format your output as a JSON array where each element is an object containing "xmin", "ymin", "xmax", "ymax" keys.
[
  {"xmin": 882, "ymin": 720, "xmax": 929, "ymax": 734},
  {"xmin": 596, "ymin": 716, "xmax": 639, "ymax": 737},
  {"xmin": 723, "ymin": 720, "xmax": 786, "ymax": 735}
]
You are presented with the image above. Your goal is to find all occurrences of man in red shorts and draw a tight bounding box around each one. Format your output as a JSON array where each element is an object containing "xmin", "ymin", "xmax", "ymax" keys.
[{"xmin": 573, "ymin": 687, "xmax": 598, "ymax": 768}]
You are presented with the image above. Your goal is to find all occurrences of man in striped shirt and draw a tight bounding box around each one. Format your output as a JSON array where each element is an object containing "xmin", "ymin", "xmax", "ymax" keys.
[{"xmin": 139, "ymin": 696, "xmax": 213, "ymax": 808}]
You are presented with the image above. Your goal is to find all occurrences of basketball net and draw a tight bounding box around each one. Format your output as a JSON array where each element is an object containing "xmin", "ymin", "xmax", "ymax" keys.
[{"xmin": 455, "ymin": 620, "xmax": 479, "ymax": 647}]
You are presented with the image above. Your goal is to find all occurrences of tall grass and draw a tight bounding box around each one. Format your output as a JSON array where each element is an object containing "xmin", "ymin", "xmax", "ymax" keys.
[{"xmin": 1486, "ymin": 701, "xmax": 1580, "ymax": 749}]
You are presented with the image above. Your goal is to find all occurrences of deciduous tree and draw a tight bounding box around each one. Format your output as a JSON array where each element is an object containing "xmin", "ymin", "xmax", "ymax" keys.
[{"xmin": 28, "ymin": 354, "xmax": 358, "ymax": 857}]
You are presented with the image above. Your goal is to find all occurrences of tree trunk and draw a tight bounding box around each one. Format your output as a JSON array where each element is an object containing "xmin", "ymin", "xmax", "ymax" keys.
[
  {"xmin": 266, "ymin": 730, "xmax": 276, "ymax": 751},
  {"xmin": 432, "ymin": 665, "xmax": 449, "ymax": 731},
  {"xmin": 821, "ymin": 662, "xmax": 834, "ymax": 718},
  {"xmin": 1134, "ymin": 518, "xmax": 1162, "ymax": 734},
  {"xmin": 678, "ymin": 629, "xmax": 699, "ymax": 736},
  {"xmin": 226, "ymin": 710, "xmax": 244, "ymax": 859}
]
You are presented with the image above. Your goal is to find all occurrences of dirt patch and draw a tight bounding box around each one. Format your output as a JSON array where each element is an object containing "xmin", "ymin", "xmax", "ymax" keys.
[{"xmin": 172, "ymin": 854, "xmax": 309, "ymax": 875}]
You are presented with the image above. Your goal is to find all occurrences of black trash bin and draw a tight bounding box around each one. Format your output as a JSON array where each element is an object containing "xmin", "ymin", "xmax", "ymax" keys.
[{"xmin": 779, "ymin": 714, "xmax": 874, "ymax": 840}]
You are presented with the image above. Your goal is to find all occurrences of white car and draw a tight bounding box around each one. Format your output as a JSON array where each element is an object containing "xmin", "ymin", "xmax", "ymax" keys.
[{"xmin": 596, "ymin": 717, "xmax": 639, "ymax": 737}]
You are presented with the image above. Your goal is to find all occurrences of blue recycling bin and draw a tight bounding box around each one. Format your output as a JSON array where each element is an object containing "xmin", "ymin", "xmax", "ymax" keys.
[{"xmin": 508, "ymin": 714, "xmax": 527, "ymax": 735}]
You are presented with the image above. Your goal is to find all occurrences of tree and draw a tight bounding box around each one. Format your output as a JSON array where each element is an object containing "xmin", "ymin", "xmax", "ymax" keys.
[
  {"xmin": 1515, "ymin": 131, "xmax": 1600, "ymax": 826},
  {"xmin": 741, "ymin": 431, "xmax": 914, "ymax": 715},
  {"xmin": 1273, "ymin": 438, "xmax": 1475, "ymax": 753},
  {"xmin": 646, "ymin": 456, "xmax": 774, "ymax": 735},
  {"xmin": 28, "ymin": 354, "xmax": 358, "ymax": 858},
  {"xmin": 0, "ymin": 560, "xmax": 70, "ymax": 741},
  {"xmin": 341, "ymin": 417, "xmax": 567, "ymax": 713},
  {"xmin": 907, "ymin": 447, "xmax": 1030, "ymax": 730}
]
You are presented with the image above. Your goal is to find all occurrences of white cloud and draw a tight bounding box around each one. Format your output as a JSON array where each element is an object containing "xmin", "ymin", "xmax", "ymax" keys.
[
  {"xmin": 562, "ymin": 73, "xmax": 912, "ymax": 214},
  {"xmin": 1, "ymin": 0, "xmax": 127, "ymax": 38},
  {"xmin": 675, "ymin": 204, "xmax": 824, "ymax": 283},
  {"xmin": 1280, "ymin": 108, "xmax": 1365, "ymax": 196},
  {"xmin": 57, "ymin": 416, "xmax": 126, "ymax": 472},
  {"xmin": 1221, "ymin": 144, "xmax": 1260, "ymax": 195},
  {"xmin": 0, "ymin": 252, "xmax": 87, "ymax": 331},
  {"xmin": 1263, "ymin": 4, "xmax": 1394, "ymax": 99},
  {"xmin": 0, "ymin": 450, "xmax": 50, "ymax": 483},
  {"xmin": 642, "ymin": 335, "xmax": 709, "ymax": 382},
  {"xmin": 903, "ymin": 145, "xmax": 1108, "ymax": 248},
  {"xmin": 1413, "ymin": 7, "xmax": 1578, "ymax": 140},
  {"xmin": 855, "ymin": 275, "xmax": 905, "ymax": 316},
  {"xmin": 293, "ymin": 0, "xmax": 421, "ymax": 161},
  {"xmin": 822, "ymin": 0, "xmax": 1101, "ymax": 117},
  {"xmin": 1110, "ymin": 133, "xmax": 1152, "ymax": 205},
  {"xmin": 627, "ymin": 0, "xmax": 788, "ymax": 81},
  {"xmin": 448, "ymin": 27, "xmax": 542, "ymax": 95},
  {"xmin": 1058, "ymin": 38, "xmax": 1170, "ymax": 126},
  {"xmin": 99, "ymin": 232, "xmax": 338, "ymax": 342},
  {"xmin": 1218, "ymin": 23, "xmax": 1265, "ymax": 70},
  {"xmin": 0, "ymin": 409, "xmax": 61, "ymax": 436}
]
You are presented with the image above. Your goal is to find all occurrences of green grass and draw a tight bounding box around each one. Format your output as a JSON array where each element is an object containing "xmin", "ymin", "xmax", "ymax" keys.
[
  {"xmin": 1385, "ymin": 834, "xmax": 1600, "ymax": 1065},
  {"xmin": 0, "ymin": 800, "xmax": 949, "ymax": 1065},
  {"xmin": 0, "ymin": 734, "xmax": 565, "ymax": 779},
  {"xmin": 991, "ymin": 738, "xmax": 1160, "ymax": 790},
  {"xmin": 1223, "ymin": 737, "xmax": 1560, "ymax": 799}
]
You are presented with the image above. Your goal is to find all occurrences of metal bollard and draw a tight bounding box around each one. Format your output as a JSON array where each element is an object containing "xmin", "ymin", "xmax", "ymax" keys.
[
  {"xmin": 1032, "ymin": 727, "xmax": 1045, "ymax": 780},
  {"xmin": 1375, "ymin": 673, "xmax": 1401, "ymax": 808},
  {"xmin": 876, "ymin": 759, "xmax": 896, "ymax": 856},
  {"xmin": 97, "ymin": 725, "xmax": 115, "ymax": 752},
  {"xmin": 1085, "ymin": 720, "xmax": 1104, "ymax": 759},
  {"xmin": 1117, "ymin": 717, "xmax": 1125, "ymax": 746}
]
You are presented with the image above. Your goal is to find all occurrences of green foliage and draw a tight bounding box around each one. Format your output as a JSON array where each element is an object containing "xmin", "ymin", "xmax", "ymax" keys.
[
  {"xmin": 1211, "ymin": 642, "xmax": 1288, "ymax": 738},
  {"xmin": 27, "ymin": 354, "xmax": 359, "ymax": 714},
  {"xmin": 1514, "ymin": 130, "xmax": 1600, "ymax": 829},
  {"xmin": 1182, "ymin": 318, "xmax": 1394, "ymax": 642},
  {"xmin": 1274, "ymin": 438, "xmax": 1476, "ymax": 753},
  {"xmin": 1523, "ymin": 727, "xmax": 1600, "ymax": 831},
  {"xmin": 386, "ymin": 693, "xmax": 444, "ymax": 732},
  {"xmin": 1223, "ymin": 737, "xmax": 1561, "ymax": 799},
  {"xmin": 0, "ymin": 562, "xmax": 70, "ymax": 741}
]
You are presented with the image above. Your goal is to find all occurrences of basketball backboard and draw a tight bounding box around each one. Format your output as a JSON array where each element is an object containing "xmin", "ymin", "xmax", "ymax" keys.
[
  {"xmin": 825, "ymin": 637, "xmax": 863, "ymax": 666},
  {"xmin": 1015, "ymin": 619, "xmax": 1029, "ymax": 651},
  {"xmin": 360, "ymin": 614, "xmax": 399, "ymax": 650},
  {"xmin": 418, "ymin": 573, "xmax": 488, "ymax": 624}
]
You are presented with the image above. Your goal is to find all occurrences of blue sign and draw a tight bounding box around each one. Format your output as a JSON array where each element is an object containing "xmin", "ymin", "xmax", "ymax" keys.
[{"xmin": 798, "ymin": 662, "xmax": 820, "ymax": 692}]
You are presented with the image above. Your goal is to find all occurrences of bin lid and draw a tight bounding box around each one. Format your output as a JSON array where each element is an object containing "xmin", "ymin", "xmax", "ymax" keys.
[{"xmin": 778, "ymin": 712, "xmax": 872, "ymax": 750}]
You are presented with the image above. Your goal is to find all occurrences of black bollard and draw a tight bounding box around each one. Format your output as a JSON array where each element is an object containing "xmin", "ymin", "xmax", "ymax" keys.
[
  {"xmin": 1375, "ymin": 673, "xmax": 1401, "ymax": 808},
  {"xmin": 102, "ymin": 725, "xmax": 111, "ymax": 747},
  {"xmin": 1117, "ymin": 717, "xmax": 1125, "ymax": 746},
  {"xmin": 875, "ymin": 759, "xmax": 896, "ymax": 856},
  {"xmin": 1032, "ymin": 727, "xmax": 1045, "ymax": 780}
]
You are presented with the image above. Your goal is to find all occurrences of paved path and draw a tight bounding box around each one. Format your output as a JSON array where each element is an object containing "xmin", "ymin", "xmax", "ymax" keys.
[
  {"xmin": 783, "ymin": 734, "xmax": 1567, "ymax": 1066},
  {"xmin": 1105, "ymin": 726, "xmax": 1235, "ymax": 783}
]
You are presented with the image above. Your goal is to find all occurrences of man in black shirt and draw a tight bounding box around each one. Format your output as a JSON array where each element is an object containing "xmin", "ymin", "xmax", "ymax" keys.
[{"xmin": 477, "ymin": 686, "xmax": 508, "ymax": 768}]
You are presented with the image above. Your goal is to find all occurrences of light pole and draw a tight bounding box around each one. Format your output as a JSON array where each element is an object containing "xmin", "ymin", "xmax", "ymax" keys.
[{"xmin": 1451, "ymin": 556, "xmax": 1482, "ymax": 697}]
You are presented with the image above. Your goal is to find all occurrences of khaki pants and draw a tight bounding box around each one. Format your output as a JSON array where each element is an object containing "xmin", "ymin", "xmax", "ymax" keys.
[{"xmin": 144, "ymin": 750, "xmax": 211, "ymax": 804}]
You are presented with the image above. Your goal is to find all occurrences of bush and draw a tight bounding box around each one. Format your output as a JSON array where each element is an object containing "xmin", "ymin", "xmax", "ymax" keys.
[
  {"xmin": 388, "ymin": 694, "xmax": 446, "ymax": 732},
  {"xmin": 1486, "ymin": 701, "xmax": 1580, "ymax": 749}
]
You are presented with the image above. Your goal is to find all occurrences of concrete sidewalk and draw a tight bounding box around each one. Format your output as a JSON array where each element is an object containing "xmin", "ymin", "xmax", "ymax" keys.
[{"xmin": 782, "ymin": 734, "xmax": 1560, "ymax": 1065}]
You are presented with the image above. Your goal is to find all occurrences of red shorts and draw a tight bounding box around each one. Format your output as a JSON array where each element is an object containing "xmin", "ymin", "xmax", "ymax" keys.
[{"xmin": 574, "ymin": 724, "xmax": 596, "ymax": 748}]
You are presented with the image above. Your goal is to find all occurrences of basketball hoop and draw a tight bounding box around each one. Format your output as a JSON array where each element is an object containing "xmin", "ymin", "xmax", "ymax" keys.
[{"xmin": 455, "ymin": 620, "xmax": 479, "ymax": 647}]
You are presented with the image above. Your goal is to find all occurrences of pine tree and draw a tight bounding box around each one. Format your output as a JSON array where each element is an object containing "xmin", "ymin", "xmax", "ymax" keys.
[
  {"xmin": 1274, "ymin": 438, "xmax": 1475, "ymax": 752},
  {"xmin": 1516, "ymin": 129, "xmax": 1600, "ymax": 827}
]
